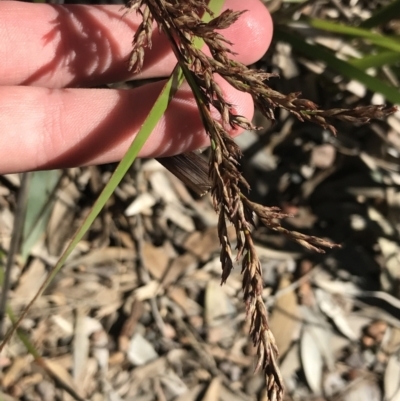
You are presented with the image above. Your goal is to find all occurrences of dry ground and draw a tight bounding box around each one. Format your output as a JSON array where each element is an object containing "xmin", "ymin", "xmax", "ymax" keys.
[{"xmin": 1, "ymin": 1, "xmax": 400, "ymax": 400}]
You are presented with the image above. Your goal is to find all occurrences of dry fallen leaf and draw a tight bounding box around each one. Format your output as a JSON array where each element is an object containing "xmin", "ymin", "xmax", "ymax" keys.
[
  {"xmin": 269, "ymin": 274, "xmax": 300, "ymax": 358},
  {"xmin": 385, "ymin": 351, "xmax": 400, "ymax": 401},
  {"xmin": 201, "ymin": 377, "xmax": 222, "ymax": 401},
  {"xmin": 127, "ymin": 333, "xmax": 158, "ymax": 366}
]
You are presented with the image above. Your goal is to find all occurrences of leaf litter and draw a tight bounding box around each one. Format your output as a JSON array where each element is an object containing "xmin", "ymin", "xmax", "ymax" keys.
[{"xmin": 1, "ymin": 0, "xmax": 400, "ymax": 400}]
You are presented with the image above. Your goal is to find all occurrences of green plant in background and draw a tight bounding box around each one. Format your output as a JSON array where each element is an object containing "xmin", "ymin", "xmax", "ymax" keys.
[
  {"xmin": 1, "ymin": 1, "xmax": 399, "ymax": 400},
  {"xmin": 121, "ymin": 1, "xmax": 396, "ymax": 398},
  {"xmin": 274, "ymin": 0, "xmax": 400, "ymax": 104}
]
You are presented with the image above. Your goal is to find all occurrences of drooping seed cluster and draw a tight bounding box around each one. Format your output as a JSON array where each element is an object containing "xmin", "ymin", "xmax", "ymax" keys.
[{"xmin": 125, "ymin": 1, "xmax": 397, "ymax": 399}]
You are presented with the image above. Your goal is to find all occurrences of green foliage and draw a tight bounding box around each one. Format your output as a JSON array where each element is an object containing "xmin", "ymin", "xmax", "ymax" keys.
[
  {"xmin": 21, "ymin": 170, "xmax": 60, "ymax": 261},
  {"xmin": 360, "ymin": 0, "xmax": 400, "ymax": 28},
  {"xmin": 275, "ymin": 0, "xmax": 400, "ymax": 104},
  {"xmin": 274, "ymin": 28, "xmax": 400, "ymax": 104}
]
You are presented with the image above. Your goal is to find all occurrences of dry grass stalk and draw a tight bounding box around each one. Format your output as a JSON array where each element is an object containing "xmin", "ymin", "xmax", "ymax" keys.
[{"xmin": 124, "ymin": 1, "xmax": 397, "ymax": 399}]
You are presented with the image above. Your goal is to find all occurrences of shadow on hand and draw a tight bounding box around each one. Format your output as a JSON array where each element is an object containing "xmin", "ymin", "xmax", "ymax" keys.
[
  {"xmin": 39, "ymin": 81, "xmax": 207, "ymax": 169},
  {"xmin": 22, "ymin": 4, "xmax": 171, "ymax": 87},
  {"xmin": 19, "ymin": 4, "xmax": 210, "ymax": 170}
]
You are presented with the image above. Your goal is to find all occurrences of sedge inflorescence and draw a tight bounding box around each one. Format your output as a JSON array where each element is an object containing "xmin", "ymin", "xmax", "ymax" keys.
[{"xmin": 125, "ymin": 1, "xmax": 396, "ymax": 399}]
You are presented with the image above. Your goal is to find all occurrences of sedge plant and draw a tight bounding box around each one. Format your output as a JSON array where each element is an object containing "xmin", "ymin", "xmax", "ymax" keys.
[
  {"xmin": 123, "ymin": 0, "xmax": 396, "ymax": 399},
  {"xmin": 1, "ymin": 1, "xmax": 398, "ymax": 400}
]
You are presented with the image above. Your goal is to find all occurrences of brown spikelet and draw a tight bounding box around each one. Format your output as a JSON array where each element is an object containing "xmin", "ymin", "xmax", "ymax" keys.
[{"xmin": 125, "ymin": 1, "xmax": 397, "ymax": 400}]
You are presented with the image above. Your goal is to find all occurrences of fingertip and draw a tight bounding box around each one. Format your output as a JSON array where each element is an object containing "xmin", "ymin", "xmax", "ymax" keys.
[
  {"xmin": 222, "ymin": 0, "xmax": 273, "ymax": 65},
  {"xmin": 140, "ymin": 76, "xmax": 254, "ymax": 158},
  {"xmin": 225, "ymin": 84, "xmax": 255, "ymax": 138}
]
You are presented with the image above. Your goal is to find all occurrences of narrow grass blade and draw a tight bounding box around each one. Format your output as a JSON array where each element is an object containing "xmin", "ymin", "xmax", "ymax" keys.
[
  {"xmin": 307, "ymin": 18, "xmax": 400, "ymax": 53},
  {"xmin": 360, "ymin": 0, "xmax": 400, "ymax": 29},
  {"xmin": 6, "ymin": 307, "xmax": 86, "ymax": 401},
  {"xmin": 0, "ymin": 173, "xmax": 30, "ymax": 337},
  {"xmin": 0, "ymin": 0, "xmax": 225, "ymax": 352},
  {"xmin": 6, "ymin": 307, "xmax": 40, "ymax": 358},
  {"xmin": 275, "ymin": 27, "xmax": 400, "ymax": 104},
  {"xmin": 349, "ymin": 51, "xmax": 400, "ymax": 70}
]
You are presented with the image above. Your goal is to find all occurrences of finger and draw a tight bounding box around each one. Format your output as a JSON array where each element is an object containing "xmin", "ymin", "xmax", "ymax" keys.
[
  {"xmin": 0, "ymin": 0, "xmax": 273, "ymax": 88},
  {"xmin": 0, "ymin": 77, "xmax": 253, "ymax": 174}
]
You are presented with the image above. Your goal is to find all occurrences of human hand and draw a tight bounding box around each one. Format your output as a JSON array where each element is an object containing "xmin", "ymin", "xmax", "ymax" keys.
[{"xmin": 0, "ymin": 0, "xmax": 273, "ymax": 174}]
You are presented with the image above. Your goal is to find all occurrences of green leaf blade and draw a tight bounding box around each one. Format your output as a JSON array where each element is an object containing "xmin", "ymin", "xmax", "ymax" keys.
[
  {"xmin": 307, "ymin": 18, "xmax": 400, "ymax": 53},
  {"xmin": 275, "ymin": 27, "xmax": 400, "ymax": 104}
]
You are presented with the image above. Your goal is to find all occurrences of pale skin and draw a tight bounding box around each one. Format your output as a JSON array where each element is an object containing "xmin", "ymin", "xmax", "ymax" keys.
[{"xmin": 0, "ymin": 0, "xmax": 273, "ymax": 174}]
